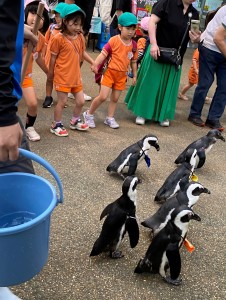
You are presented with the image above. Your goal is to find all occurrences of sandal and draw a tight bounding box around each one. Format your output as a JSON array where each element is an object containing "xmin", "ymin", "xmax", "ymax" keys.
[{"xmin": 178, "ymin": 93, "xmax": 189, "ymax": 101}]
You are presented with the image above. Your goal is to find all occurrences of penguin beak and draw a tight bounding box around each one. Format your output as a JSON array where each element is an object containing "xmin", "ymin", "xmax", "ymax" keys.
[
  {"xmin": 191, "ymin": 213, "xmax": 201, "ymax": 222},
  {"xmin": 203, "ymin": 188, "xmax": 211, "ymax": 194},
  {"xmin": 219, "ymin": 135, "xmax": 225, "ymax": 142},
  {"xmin": 153, "ymin": 143, "xmax": 160, "ymax": 151}
]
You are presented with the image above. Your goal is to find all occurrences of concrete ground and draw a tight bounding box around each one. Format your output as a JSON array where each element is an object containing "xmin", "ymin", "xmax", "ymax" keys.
[{"xmin": 12, "ymin": 48, "xmax": 226, "ymax": 299}]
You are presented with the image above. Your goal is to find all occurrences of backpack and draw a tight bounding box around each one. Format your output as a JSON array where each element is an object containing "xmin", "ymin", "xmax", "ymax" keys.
[{"xmin": 95, "ymin": 39, "xmax": 137, "ymax": 84}]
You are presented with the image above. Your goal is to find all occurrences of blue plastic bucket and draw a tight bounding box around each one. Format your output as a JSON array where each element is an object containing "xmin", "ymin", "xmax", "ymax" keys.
[{"xmin": 0, "ymin": 149, "xmax": 63, "ymax": 286}]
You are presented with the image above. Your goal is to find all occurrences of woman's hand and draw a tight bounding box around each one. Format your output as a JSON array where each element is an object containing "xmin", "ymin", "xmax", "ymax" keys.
[
  {"xmin": 189, "ymin": 30, "xmax": 201, "ymax": 43},
  {"xmin": 150, "ymin": 44, "xmax": 160, "ymax": 60}
]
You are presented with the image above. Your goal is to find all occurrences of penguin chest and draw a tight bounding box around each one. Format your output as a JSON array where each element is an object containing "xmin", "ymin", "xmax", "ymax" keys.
[
  {"xmin": 113, "ymin": 224, "xmax": 126, "ymax": 249},
  {"xmin": 205, "ymin": 144, "xmax": 213, "ymax": 154}
]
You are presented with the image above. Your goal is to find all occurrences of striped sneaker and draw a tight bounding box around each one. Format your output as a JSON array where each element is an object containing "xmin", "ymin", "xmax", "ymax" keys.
[{"xmin": 50, "ymin": 123, "xmax": 68, "ymax": 137}]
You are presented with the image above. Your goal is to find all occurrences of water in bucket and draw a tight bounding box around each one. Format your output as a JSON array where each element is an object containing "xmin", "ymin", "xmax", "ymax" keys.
[{"xmin": 0, "ymin": 211, "xmax": 36, "ymax": 228}]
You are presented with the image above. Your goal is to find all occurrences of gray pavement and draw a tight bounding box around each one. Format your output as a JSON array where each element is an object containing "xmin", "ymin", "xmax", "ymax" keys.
[{"xmin": 13, "ymin": 48, "xmax": 226, "ymax": 299}]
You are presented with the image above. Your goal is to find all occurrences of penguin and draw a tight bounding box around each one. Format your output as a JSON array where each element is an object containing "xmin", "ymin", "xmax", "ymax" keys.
[
  {"xmin": 90, "ymin": 176, "xmax": 139, "ymax": 258},
  {"xmin": 154, "ymin": 148, "xmax": 197, "ymax": 203},
  {"xmin": 106, "ymin": 135, "xmax": 160, "ymax": 181},
  {"xmin": 175, "ymin": 129, "xmax": 225, "ymax": 168},
  {"xmin": 134, "ymin": 205, "xmax": 201, "ymax": 285},
  {"xmin": 142, "ymin": 179, "xmax": 210, "ymax": 235}
]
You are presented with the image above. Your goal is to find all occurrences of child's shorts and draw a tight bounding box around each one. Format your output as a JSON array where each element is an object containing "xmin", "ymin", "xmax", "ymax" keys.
[
  {"xmin": 55, "ymin": 84, "xmax": 83, "ymax": 93},
  {"xmin": 188, "ymin": 68, "xmax": 198, "ymax": 85},
  {"xmin": 101, "ymin": 68, "xmax": 127, "ymax": 91},
  {"xmin": 22, "ymin": 75, "xmax": 33, "ymax": 88}
]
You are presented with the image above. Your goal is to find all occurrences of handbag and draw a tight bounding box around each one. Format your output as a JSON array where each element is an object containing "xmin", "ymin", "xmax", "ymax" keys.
[{"xmin": 156, "ymin": 14, "xmax": 192, "ymax": 70}]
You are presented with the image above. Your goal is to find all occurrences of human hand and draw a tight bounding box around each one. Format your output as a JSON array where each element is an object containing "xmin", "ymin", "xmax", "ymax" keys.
[
  {"xmin": 24, "ymin": 24, "xmax": 38, "ymax": 52},
  {"xmin": 91, "ymin": 64, "xmax": 98, "ymax": 74},
  {"xmin": 150, "ymin": 44, "xmax": 160, "ymax": 60},
  {"xmin": 0, "ymin": 123, "xmax": 23, "ymax": 161},
  {"xmin": 189, "ymin": 30, "xmax": 201, "ymax": 43},
  {"xmin": 132, "ymin": 76, "xmax": 137, "ymax": 86}
]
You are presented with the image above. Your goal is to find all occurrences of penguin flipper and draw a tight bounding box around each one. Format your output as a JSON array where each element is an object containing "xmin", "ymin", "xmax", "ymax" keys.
[
  {"xmin": 196, "ymin": 149, "xmax": 206, "ymax": 168},
  {"xmin": 166, "ymin": 242, "xmax": 181, "ymax": 281},
  {"xmin": 174, "ymin": 151, "xmax": 186, "ymax": 165},
  {"xmin": 100, "ymin": 203, "xmax": 114, "ymax": 220},
  {"xmin": 127, "ymin": 153, "xmax": 139, "ymax": 176},
  {"xmin": 126, "ymin": 217, "xmax": 139, "ymax": 248}
]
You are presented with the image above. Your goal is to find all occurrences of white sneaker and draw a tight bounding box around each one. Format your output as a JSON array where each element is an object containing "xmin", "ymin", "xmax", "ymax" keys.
[
  {"xmin": 84, "ymin": 93, "xmax": 92, "ymax": 101},
  {"xmin": 83, "ymin": 111, "xmax": 96, "ymax": 128},
  {"xmin": 104, "ymin": 117, "xmax": 119, "ymax": 129},
  {"xmin": 135, "ymin": 116, "xmax": 145, "ymax": 125},
  {"xmin": 68, "ymin": 93, "xmax": 75, "ymax": 99},
  {"xmin": 159, "ymin": 119, "xmax": 170, "ymax": 127},
  {"xmin": 0, "ymin": 287, "xmax": 21, "ymax": 300},
  {"xmin": 26, "ymin": 127, "xmax": 41, "ymax": 141}
]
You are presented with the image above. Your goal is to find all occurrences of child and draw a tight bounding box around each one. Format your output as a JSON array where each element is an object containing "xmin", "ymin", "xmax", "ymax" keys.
[
  {"xmin": 48, "ymin": 4, "xmax": 95, "ymax": 137},
  {"xmin": 178, "ymin": 48, "xmax": 212, "ymax": 102},
  {"xmin": 136, "ymin": 16, "xmax": 150, "ymax": 66},
  {"xmin": 42, "ymin": 2, "xmax": 65, "ymax": 108},
  {"xmin": 84, "ymin": 12, "xmax": 138, "ymax": 129},
  {"xmin": 22, "ymin": 0, "xmax": 49, "ymax": 141}
]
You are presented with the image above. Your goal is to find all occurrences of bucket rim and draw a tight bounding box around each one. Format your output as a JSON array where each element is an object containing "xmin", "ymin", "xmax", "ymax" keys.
[{"xmin": 0, "ymin": 172, "xmax": 57, "ymax": 235}]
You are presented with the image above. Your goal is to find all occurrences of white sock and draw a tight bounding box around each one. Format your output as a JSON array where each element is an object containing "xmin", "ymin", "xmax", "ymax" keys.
[{"xmin": 0, "ymin": 287, "xmax": 21, "ymax": 300}]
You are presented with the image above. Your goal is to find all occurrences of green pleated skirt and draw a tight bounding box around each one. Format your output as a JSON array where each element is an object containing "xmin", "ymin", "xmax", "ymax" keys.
[{"xmin": 124, "ymin": 45, "xmax": 182, "ymax": 122}]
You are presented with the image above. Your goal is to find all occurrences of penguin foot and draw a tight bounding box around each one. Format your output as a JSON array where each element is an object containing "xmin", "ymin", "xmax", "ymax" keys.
[
  {"xmin": 164, "ymin": 276, "xmax": 182, "ymax": 286},
  {"xmin": 110, "ymin": 250, "xmax": 124, "ymax": 259}
]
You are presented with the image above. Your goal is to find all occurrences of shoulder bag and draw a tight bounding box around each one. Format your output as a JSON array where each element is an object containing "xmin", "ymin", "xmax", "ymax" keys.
[{"xmin": 156, "ymin": 13, "xmax": 192, "ymax": 71}]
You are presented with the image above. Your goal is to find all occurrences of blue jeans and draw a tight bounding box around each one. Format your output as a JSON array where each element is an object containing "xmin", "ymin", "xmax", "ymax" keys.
[{"xmin": 189, "ymin": 43, "xmax": 226, "ymax": 121}]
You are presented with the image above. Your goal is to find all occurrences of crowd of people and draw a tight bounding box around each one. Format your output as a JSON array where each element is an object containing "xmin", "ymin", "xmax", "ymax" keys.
[{"xmin": 0, "ymin": 0, "xmax": 226, "ymax": 298}]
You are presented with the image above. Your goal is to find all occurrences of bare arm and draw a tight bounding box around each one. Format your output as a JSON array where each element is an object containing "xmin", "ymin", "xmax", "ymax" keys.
[
  {"xmin": 148, "ymin": 14, "xmax": 161, "ymax": 59},
  {"xmin": 92, "ymin": 52, "xmax": 108, "ymax": 73},
  {"xmin": 47, "ymin": 54, "xmax": 57, "ymax": 82},
  {"xmin": 131, "ymin": 61, "xmax": 137, "ymax": 86},
  {"xmin": 83, "ymin": 50, "xmax": 95, "ymax": 66},
  {"xmin": 213, "ymin": 24, "xmax": 226, "ymax": 57},
  {"xmin": 36, "ymin": 52, "xmax": 48, "ymax": 74}
]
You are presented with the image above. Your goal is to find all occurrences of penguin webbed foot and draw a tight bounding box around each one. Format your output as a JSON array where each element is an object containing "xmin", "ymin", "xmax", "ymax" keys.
[
  {"xmin": 164, "ymin": 276, "xmax": 182, "ymax": 286},
  {"xmin": 110, "ymin": 250, "xmax": 124, "ymax": 259}
]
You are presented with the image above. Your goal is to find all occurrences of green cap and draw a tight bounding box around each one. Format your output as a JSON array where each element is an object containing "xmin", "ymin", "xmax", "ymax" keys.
[
  {"xmin": 54, "ymin": 2, "xmax": 66, "ymax": 15},
  {"xmin": 60, "ymin": 3, "xmax": 86, "ymax": 19},
  {"xmin": 118, "ymin": 12, "xmax": 138, "ymax": 27}
]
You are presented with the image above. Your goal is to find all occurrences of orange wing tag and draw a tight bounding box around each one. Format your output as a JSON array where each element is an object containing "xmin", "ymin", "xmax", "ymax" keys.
[{"xmin": 183, "ymin": 238, "xmax": 195, "ymax": 253}]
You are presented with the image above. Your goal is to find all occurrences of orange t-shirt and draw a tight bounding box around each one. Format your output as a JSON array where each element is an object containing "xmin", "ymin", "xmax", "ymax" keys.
[
  {"xmin": 50, "ymin": 33, "xmax": 85, "ymax": 87},
  {"xmin": 23, "ymin": 31, "xmax": 45, "ymax": 78},
  {"xmin": 44, "ymin": 24, "xmax": 61, "ymax": 67},
  {"xmin": 188, "ymin": 48, "xmax": 199, "ymax": 84},
  {"xmin": 102, "ymin": 35, "xmax": 138, "ymax": 72},
  {"xmin": 137, "ymin": 37, "xmax": 146, "ymax": 51}
]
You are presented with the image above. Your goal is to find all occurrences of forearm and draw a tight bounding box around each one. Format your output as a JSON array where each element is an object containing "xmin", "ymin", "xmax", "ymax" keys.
[
  {"xmin": 83, "ymin": 51, "xmax": 95, "ymax": 65},
  {"xmin": 213, "ymin": 25, "xmax": 226, "ymax": 57},
  {"xmin": 149, "ymin": 15, "xmax": 159, "ymax": 46},
  {"xmin": 36, "ymin": 54, "xmax": 48, "ymax": 74}
]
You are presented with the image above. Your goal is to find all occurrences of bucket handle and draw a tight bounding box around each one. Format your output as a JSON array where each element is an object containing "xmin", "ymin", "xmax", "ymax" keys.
[{"xmin": 19, "ymin": 148, "xmax": 63, "ymax": 204}]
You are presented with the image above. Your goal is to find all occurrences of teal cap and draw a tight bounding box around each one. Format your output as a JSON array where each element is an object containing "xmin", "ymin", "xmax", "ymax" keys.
[
  {"xmin": 60, "ymin": 3, "xmax": 86, "ymax": 19},
  {"xmin": 54, "ymin": 2, "xmax": 66, "ymax": 14},
  {"xmin": 118, "ymin": 12, "xmax": 138, "ymax": 27}
]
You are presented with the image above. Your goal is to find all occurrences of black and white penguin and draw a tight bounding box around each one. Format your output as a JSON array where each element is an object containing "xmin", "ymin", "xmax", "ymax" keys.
[
  {"xmin": 142, "ymin": 179, "xmax": 210, "ymax": 235},
  {"xmin": 154, "ymin": 148, "xmax": 197, "ymax": 203},
  {"xmin": 175, "ymin": 129, "xmax": 225, "ymax": 168},
  {"xmin": 90, "ymin": 176, "xmax": 139, "ymax": 258},
  {"xmin": 106, "ymin": 135, "xmax": 160, "ymax": 181},
  {"xmin": 134, "ymin": 205, "xmax": 201, "ymax": 285}
]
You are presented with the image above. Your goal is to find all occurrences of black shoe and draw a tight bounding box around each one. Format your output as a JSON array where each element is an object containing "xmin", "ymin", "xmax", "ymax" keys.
[
  {"xmin": 205, "ymin": 119, "xmax": 224, "ymax": 131},
  {"xmin": 188, "ymin": 116, "xmax": 205, "ymax": 127},
  {"xmin": 42, "ymin": 96, "xmax": 53, "ymax": 108}
]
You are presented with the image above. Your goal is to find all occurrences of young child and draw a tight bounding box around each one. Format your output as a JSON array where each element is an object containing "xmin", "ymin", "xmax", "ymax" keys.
[
  {"xmin": 42, "ymin": 2, "xmax": 65, "ymax": 108},
  {"xmin": 137, "ymin": 16, "xmax": 150, "ymax": 66},
  {"xmin": 178, "ymin": 48, "xmax": 212, "ymax": 102},
  {"xmin": 22, "ymin": 0, "xmax": 49, "ymax": 141},
  {"xmin": 84, "ymin": 12, "xmax": 138, "ymax": 129},
  {"xmin": 48, "ymin": 3, "xmax": 95, "ymax": 137}
]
